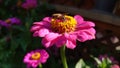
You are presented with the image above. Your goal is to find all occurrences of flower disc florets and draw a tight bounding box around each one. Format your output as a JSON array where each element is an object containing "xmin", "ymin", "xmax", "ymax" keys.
[{"xmin": 51, "ymin": 15, "xmax": 76, "ymax": 33}]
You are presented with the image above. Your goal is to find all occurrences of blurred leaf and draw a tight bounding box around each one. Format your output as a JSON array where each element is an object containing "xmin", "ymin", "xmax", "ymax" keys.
[
  {"xmin": 101, "ymin": 58, "xmax": 107, "ymax": 68},
  {"xmin": 0, "ymin": 50, "xmax": 11, "ymax": 62},
  {"xmin": 12, "ymin": 25, "xmax": 26, "ymax": 32},
  {"xmin": 0, "ymin": 37, "xmax": 6, "ymax": 44},
  {"xmin": 75, "ymin": 59, "xmax": 85, "ymax": 68},
  {"xmin": 91, "ymin": 55, "xmax": 101, "ymax": 65},
  {"xmin": 75, "ymin": 59, "xmax": 90, "ymax": 68},
  {"xmin": 0, "ymin": 63, "xmax": 12, "ymax": 68},
  {"xmin": 25, "ymin": 17, "xmax": 33, "ymax": 29},
  {"xmin": 4, "ymin": 0, "xmax": 11, "ymax": 6},
  {"xmin": 10, "ymin": 37, "xmax": 19, "ymax": 51},
  {"xmin": 106, "ymin": 58, "xmax": 112, "ymax": 64},
  {"xmin": 19, "ymin": 37, "xmax": 28, "ymax": 51},
  {"xmin": 100, "ymin": 58, "xmax": 112, "ymax": 68}
]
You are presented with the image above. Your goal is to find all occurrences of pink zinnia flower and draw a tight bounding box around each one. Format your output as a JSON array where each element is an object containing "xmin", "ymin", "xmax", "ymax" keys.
[
  {"xmin": 23, "ymin": 49, "xmax": 49, "ymax": 68},
  {"xmin": 21, "ymin": 0, "xmax": 37, "ymax": 10},
  {"xmin": 30, "ymin": 14, "xmax": 96, "ymax": 49},
  {"xmin": 0, "ymin": 17, "xmax": 21, "ymax": 28}
]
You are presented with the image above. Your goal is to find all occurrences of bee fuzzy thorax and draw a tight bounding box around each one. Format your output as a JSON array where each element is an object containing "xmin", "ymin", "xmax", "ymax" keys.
[{"xmin": 52, "ymin": 13, "xmax": 67, "ymax": 21}]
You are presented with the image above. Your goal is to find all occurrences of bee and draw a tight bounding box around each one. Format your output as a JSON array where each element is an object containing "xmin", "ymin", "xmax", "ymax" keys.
[{"xmin": 52, "ymin": 13, "xmax": 66, "ymax": 21}]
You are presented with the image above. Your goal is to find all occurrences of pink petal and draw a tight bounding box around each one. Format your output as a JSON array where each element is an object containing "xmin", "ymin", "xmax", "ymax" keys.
[
  {"xmin": 42, "ymin": 38, "xmax": 53, "ymax": 48},
  {"xmin": 64, "ymin": 33, "xmax": 77, "ymax": 41},
  {"xmin": 64, "ymin": 33, "xmax": 77, "ymax": 49},
  {"xmin": 77, "ymin": 32, "xmax": 89, "ymax": 42},
  {"xmin": 80, "ymin": 28, "xmax": 96, "ymax": 40},
  {"xmin": 31, "ymin": 62, "xmax": 38, "ymax": 68},
  {"xmin": 40, "ymin": 51, "xmax": 49, "ymax": 63},
  {"xmin": 45, "ymin": 33, "xmax": 60, "ymax": 41},
  {"xmin": 55, "ymin": 36, "xmax": 66, "ymax": 47},
  {"xmin": 76, "ymin": 21, "xmax": 95, "ymax": 30},
  {"xmin": 81, "ymin": 28, "xmax": 96, "ymax": 35},
  {"xmin": 33, "ymin": 21, "xmax": 51, "ymax": 29},
  {"xmin": 38, "ymin": 28, "xmax": 49, "ymax": 37},
  {"xmin": 43, "ymin": 17, "xmax": 51, "ymax": 22},
  {"xmin": 42, "ymin": 33, "xmax": 60, "ymax": 48},
  {"xmin": 40, "ymin": 58, "xmax": 47, "ymax": 63},
  {"xmin": 42, "ymin": 21, "xmax": 51, "ymax": 28},
  {"xmin": 33, "ymin": 31, "xmax": 39, "ymax": 37},
  {"xmin": 66, "ymin": 40, "xmax": 76, "ymax": 49},
  {"xmin": 33, "ymin": 22, "xmax": 43, "ymax": 25},
  {"xmin": 74, "ymin": 15, "xmax": 84, "ymax": 25},
  {"xmin": 86, "ymin": 21, "xmax": 95, "ymax": 27},
  {"xmin": 89, "ymin": 28, "xmax": 96, "ymax": 34},
  {"xmin": 41, "ymin": 50, "xmax": 49, "ymax": 59},
  {"xmin": 24, "ymin": 54, "xmax": 31, "ymax": 62},
  {"xmin": 30, "ymin": 25, "xmax": 40, "ymax": 32}
]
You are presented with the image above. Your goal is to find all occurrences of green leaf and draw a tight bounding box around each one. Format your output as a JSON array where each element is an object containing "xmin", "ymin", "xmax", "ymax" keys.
[
  {"xmin": 0, "ymin": 63, "xmax": 12, "ymax": 68},
  {"xmin": 10, "ymin": 38, "xmax": 19, "ymax": 51},
  {"xmin": 101, "ymin": 58, "xmax": 107, "ymax": 68},
  {"xmin": 0, "ymin": 37, "xmax": 6, "ymax": 42},
  {"xmin": 4, "ymin": 0, "xmax": 11, "ymax": 6},
  {"xmin": 0, "ymin": 37, "xmax": 6, "ymax": 45},
  {"xmin": 12, "ymin": 26, "xmax": 26, "ymax": 32},
  {"xmin": 75, "ymin": 59, "xmax": 86, "ymax": 68},
  {"xmin": 19, "ymin": 37, "xmax": 28, "ymax": 51},
  {"xmin": 101, "ymin": 58, "xmax": 112, "ymax": 68},
  {"xmin": 91, "ymin": 55, "xmax": 102, "ymax": 65},
  {"xmin": 106, "ymin": 58, "xmax": 112, "ymax": 64}
]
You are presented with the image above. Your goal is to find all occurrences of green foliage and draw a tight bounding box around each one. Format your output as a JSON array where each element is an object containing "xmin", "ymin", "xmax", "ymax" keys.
[
  {"xmin": 91, "ymin": 55, "xmax": 112, "ymax": 68},
  {"xmin": 0, "ymin": 0, "xmax": 55, "ymax": 67},
  {"xmin": 75, "ymin": 59, "xmax": 90, "ymax": 68}
]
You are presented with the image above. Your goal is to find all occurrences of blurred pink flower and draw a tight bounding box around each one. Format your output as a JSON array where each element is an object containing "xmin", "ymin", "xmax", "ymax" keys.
[
  {"xmin": 9, "ymin": 17, "xmax": 21, "ymax": 25},
  {"xmin": 21, "ymin": 0, "xmax": 37, "ymax": 10},
  {"xmin": 111, "ymin": 64, "xmax": 120, "ymax": 68},
  {"xmin": 23, "ymin": 49, "xmax": 49, "ymax": 68},
  {"xmin": 0, "ymin": 20, "xmax": 9, "ymax": 27},
  {"xmin": 0, "ymin": 17, "xmax": 21, "ymax": 28},
  {"xmin": 30, "ymin": 14, "xmax": 96, "ymax": 49}
]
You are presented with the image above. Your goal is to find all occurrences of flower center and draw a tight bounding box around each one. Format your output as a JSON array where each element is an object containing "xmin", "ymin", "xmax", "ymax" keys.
[
  {"xmin": 51, "ymin": 15, "xmax": 76, "ymax": 33},
  {"xmin": 5, "ymin": 19, "xmax": 11, "ymax": 24},
  {"xmin": 31, "ymin": 52, "xmax": 41, "ymax": 60}
]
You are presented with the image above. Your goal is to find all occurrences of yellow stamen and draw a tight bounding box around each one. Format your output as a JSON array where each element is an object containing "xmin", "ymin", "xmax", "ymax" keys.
[
  {"xmin": 51, "ymin": 15, "xmax": 76, "ymax": 33},
  {"xmin": 31, "ymin": 52, "xmax": 41, "ymax": 60}
]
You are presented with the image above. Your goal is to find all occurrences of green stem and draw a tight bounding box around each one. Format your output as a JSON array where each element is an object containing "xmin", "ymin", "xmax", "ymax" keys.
[
  {"xmin": 60, "ymin": 45, "xmax": 68, "ymax": 68},
  {"xmin": 39, "ymin": 64, "xmax": 42, "ymax": 68}
]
